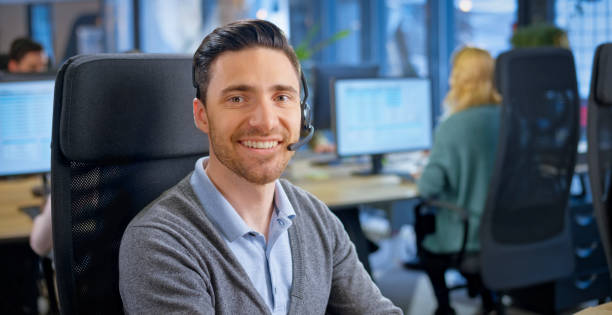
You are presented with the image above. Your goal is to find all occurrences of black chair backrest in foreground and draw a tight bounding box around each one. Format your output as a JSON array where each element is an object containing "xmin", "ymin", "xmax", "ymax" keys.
[
  {"xmin": 481, "ymin": 48, "xmax": 579, "ymax": 290},
  {"xmin": 587, "ymin": 43, "xmax": 612, "ymax": 278},
  {"xmin": 51, "ymin": 54, "xmax": 209, "ymax": 314}
]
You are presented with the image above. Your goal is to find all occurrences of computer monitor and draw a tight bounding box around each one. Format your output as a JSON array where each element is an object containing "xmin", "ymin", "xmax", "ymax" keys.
[
  {"xmin": 0, "ymin": 75, "xmax": 55, "ymax": 177},
  {"xmin": 332, "ymin": 77, "xmax": 432, "ymax": 175},
  {"xmin": 312, "ymin": 64, "xmax": 379, "ymax": 130}
]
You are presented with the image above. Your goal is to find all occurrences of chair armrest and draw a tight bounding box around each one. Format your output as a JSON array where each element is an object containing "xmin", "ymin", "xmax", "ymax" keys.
[{"xmin": 419, "ymin": 198, "xmax": 471, "ymax": 264}]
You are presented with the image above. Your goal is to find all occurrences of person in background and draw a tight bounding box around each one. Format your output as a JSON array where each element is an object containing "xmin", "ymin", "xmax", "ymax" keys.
[
  {"xmin": 7, "ymin": 38, "xmax": 48, "ymax": 73},
  {"xmin": 9, "ymin": 38, "xmax": 55, "ymax": 256},
  {"xmin": 415, "ymin": 46, "xmax": 502, "ymax": 315},
  {"xmin": 10, "ymin": 38, "xmax": 54, "ymax": 257},
  {"xmin": 119, "ymin": 19, "xmax": 402, "ymax": 314},
  {"xmin": 30, "ymin": 196, "xmax": 52, "ymax": 256}
]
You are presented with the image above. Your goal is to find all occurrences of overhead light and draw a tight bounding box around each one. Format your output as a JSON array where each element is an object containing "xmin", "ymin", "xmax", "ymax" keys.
[
  {"xmin": 458, "ymin": 0, "xmax": 472, "ymax": 12},
  {"xmin": 256, "ymin": 9, "xmax": 268, "ymax": 19}
]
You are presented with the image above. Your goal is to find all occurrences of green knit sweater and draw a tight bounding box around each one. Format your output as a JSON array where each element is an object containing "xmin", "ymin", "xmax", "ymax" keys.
[{"xmin": 417, "ymin": 105, "xmax": 500, "ymax": 254}]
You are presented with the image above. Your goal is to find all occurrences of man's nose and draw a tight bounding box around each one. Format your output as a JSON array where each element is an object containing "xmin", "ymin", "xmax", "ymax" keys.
[{"xmin": 249, "ymin": 98, "xmax": 278, "ymax": 131}]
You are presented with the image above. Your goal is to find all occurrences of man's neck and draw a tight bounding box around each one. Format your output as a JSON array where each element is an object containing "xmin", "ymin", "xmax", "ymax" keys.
[{"xmin": 204, "ymin": 158, "xmax": 276, "ymax": 239}]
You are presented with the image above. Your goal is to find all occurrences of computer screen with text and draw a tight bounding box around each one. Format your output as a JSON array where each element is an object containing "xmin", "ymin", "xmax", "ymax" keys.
[
  {"xmin": 333, "ymin": 77, "xmax": 432, "ymax": 157},
  {"xmin": 0, "ymin": 79, "xmax": 55, "ymax": 176}
]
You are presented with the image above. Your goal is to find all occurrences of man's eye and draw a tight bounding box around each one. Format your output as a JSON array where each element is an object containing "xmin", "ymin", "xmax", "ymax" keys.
[
  {"xmin": 229, "ymin": 96, "xmax": 244, "ymax": 103},
  {"xmin": 276, "ymin": 95, "xmax": 290, "ymax": 102}
]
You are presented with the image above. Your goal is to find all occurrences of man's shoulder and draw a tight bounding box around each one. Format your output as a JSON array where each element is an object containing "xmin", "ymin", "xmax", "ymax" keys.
[{"xmin": 124, "ymin": 173, "xmax": 203, "ymax": 236}]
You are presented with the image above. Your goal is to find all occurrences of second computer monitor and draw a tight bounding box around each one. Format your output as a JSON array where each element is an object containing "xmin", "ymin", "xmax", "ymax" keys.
[
  {"xmin": 0, "ymin": 75, "xmax": 55, "ymax": 177},
  {"xmin": 332, "ymin": 77, "xmax": 432, "ymax": 173},
  {"xmin": 312, "ymin": 65, "xmax": 379, "ymax": 130}
]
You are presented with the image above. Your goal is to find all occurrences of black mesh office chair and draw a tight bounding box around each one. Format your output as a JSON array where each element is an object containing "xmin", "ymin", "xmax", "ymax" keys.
[
  {"xmin": 587, "ymin": 43, "xmax": 612, "ymax": 277},
  {"xmin": 481, "ymin": 47, "xmax": 579, "ymax": 290},
  {"xmin": 51, "ymin": 54, "xmax": 209, "ymax": 314}
]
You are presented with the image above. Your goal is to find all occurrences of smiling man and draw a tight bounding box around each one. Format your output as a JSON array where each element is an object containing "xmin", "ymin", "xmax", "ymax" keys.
[{"xmin": 118, "ymin": 20, "xmax": 402, "ymax": 315}]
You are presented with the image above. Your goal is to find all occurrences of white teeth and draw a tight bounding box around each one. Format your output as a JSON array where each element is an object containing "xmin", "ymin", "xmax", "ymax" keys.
[{"xmin": 243, "ymin": 140, "xmax": 278, "ymax": 149}]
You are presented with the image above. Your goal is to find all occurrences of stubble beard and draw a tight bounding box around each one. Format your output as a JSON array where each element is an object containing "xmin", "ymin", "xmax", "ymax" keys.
[{"xmin": 208, "ymin": 123, "xmax": 292, "ymax": 185}]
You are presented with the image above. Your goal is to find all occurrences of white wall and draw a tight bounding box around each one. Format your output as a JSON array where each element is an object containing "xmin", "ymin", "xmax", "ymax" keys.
[{"xmin": 0, "ymin": 5, "xmax": 28, "ymax": 53}]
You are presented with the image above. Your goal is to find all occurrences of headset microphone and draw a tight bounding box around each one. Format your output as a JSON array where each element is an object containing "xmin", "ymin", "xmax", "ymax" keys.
[
  {"xmin": 288, "ymin": 71, "xmax": 315, "ymax": 151},
  {"xmin": 288, "ymin": 123, "xmax": 314, "ymax": 151}
]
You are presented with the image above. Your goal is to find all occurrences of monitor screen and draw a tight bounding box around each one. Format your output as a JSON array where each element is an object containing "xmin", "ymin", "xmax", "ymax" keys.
[
  {"xmin": 312, "ymin": 65, "xmax": 379, "ymax": 130},
  {"xmin": 333, "ymin": 77, "xmax": 432, "ymax": 157},
  {"xmin": 0, "ymin": 78, "xmax": 55, "ymax": 176}
]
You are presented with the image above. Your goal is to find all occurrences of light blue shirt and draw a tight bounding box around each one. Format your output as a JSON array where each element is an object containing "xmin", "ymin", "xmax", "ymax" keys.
[{"xmin": 190, "ymin": 157, "xmax": 295, "ymax": 314}]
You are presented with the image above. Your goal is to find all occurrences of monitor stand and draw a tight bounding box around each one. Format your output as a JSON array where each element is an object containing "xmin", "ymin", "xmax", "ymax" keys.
[
  {"xmin": 353, "ymin": 154, "xmax": 384, "ymax": 176},
  {"xmin": 353, "ymin": 154, "xmax": 415, "ymax": 181}
]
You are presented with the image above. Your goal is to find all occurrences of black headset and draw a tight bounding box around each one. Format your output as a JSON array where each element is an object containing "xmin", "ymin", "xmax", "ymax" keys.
[{"xmin": 192, "ymin": 65, "xmax": 314, "ymax": 151}]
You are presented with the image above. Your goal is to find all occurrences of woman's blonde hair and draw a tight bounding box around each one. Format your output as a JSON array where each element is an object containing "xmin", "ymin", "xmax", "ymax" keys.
[{"xmin": 443, "ymin": 46, "xmax": 502, "ymax": 116}]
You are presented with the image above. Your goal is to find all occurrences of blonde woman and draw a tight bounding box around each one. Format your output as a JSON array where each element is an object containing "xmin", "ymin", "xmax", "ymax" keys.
[{"xmin": 417, "ymin": 46, "xmax": 501, "ymax": 315}]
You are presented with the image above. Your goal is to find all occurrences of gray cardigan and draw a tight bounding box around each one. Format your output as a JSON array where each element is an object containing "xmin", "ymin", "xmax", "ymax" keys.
[{"xmin": 119, "ymin": 174, "xmax": 402, "ymax": 314}]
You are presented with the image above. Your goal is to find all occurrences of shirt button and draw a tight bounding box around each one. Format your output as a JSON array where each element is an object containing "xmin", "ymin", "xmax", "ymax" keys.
[{"xmin": 277, "ymin": 219, "xmax": 285, "ymax": 226}]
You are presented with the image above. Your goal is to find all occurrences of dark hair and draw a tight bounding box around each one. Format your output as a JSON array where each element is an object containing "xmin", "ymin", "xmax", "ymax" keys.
[
  {"xmin": 193, "ymin": 19, "xmax": 300, "ymax": 103},
  {"xmin": 9, "ymin": 38, "xmax": 44, "ymax": 62}
]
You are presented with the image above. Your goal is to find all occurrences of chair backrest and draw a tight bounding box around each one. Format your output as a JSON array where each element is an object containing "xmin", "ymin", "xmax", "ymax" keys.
[
  {"xmin": 481, "ymin": 48, "xmax": 579, "ymax": 290},
  {"xmin": 587, "ymin": 43, "xmax": 612, "ymax": 277},
  {"xmin": 51, "ymin": 54, "xmax": 209, "ymax": 314}
]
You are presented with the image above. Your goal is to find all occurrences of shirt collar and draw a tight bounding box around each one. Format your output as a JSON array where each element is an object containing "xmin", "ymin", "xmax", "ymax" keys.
[
  {"xmin": 274, "ymin": 180, "xmax": 296, "ymax": 221},
  {"xmin": 190, "ymin": 157, "xmax": 296, "ymax": 242}
]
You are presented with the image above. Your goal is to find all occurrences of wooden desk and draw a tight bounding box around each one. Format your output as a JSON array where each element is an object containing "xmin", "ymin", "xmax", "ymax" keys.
[
  {"xmin": 288, "ymin": 159, "xmax": 418, "ymax": 273},
  {"xmin": 289, "ymin": 159, "xmax": 419, "ymax": 209},
  {"xmin": 0, "ymin": 176, "xmax": 42, "ymax": 241}
]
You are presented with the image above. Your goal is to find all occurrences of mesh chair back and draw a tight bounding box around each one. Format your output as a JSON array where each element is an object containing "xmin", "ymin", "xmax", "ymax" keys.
[
  {"xmin": 51, "ymin": 54, "xmax": 209, "ymax": 314},
  {"xmin": 587, "ymin": 43, "xmax": 612, "ymax": 277},
  {"xmin": 481, "ymin": 48, "xmax": 579, "ymax": 290}
]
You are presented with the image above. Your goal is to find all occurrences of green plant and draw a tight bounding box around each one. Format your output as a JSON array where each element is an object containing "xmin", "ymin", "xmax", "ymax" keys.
[
  {"xmin": 294, "ymin": 24, "xmax": 350, "ymax": 60},
  {"xmin": 511, "ymin": 23, "xmax": 569, "ymax": 48}
]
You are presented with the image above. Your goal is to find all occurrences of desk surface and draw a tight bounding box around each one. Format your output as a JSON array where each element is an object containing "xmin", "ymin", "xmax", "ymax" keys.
[
  {"xmin": 0, "ymin": 160, "xmax": 418, "ymax": 238},
  {"xmin": 288, "ymin": 158, "xmax": 418, "ymax": 209},
  {"xmin": 0, "ymin": 176, "xmax": 41, "ymax": 241}
]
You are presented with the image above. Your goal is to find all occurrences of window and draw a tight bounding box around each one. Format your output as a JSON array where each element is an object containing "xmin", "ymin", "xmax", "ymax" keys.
[
  {"xmin": 454, "ymin": 0, "xmax": 517, "ymax": 57},
  {"xmin": 381, "ymin": 0, "xmax": 428, "ymax": 77},
  {"xmin": 29, "ymin": 4, "xmax": 55, "ymax": 65},
  {"xmin": 288, "ymin": 0, "xmax": 362, "ymax": 64},
  {"xmin": 139, "ymin": 0, "xmax": 289, "ymax": 53},
  {"xmin": 556, "ymin": 0, "xmax": 611, "ymax": 151},
  {"xmin": 556, "ymin": 0, "xmax": 612, "ymax": 99}
]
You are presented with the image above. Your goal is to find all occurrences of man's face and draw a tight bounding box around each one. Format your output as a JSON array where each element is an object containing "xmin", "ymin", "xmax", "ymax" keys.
[
  {"xmin": 193, "ymin": 47, "xmax": 301, "ymax": 185},
  {"xmin": 9, "ymin": 51, "xmax": 48, "ymax": 73}
]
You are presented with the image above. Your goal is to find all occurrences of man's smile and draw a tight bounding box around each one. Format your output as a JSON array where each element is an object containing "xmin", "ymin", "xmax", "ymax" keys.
[{"xmin": 239, "ymin": 139, "xmax": 282, "ymax": 150}]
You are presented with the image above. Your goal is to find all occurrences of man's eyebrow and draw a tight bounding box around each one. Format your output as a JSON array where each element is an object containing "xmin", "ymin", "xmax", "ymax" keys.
[
  {"xmin": 220, "ymin": 84, "xmax": 299, "ymax": 95},
  {"xmin": 220, "ymin": 84, "xmax": 255, "ymax": 94},
  {"xmin": 271, "ymin": 85, "xmax": 298, "ymax": 94}
]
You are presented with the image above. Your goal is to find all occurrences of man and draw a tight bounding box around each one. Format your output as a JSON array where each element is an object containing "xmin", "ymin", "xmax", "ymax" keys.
[
  {"xmin": 119, "ymin": 20, "xmax": 402, "ymax": 314},
  {"xmin": 7, "ymin": 38, "xmax": 48, "ymax": 73}
]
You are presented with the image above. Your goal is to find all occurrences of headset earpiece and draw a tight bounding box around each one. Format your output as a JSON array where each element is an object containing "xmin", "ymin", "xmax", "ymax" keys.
[
  {"xmin": 288, "ymin": 71, "xmax": 315, "ymax": 151},
  {"xmin": 192, "ymin": 64, "xmax": 201, "ymax": 99},
  {"xmin": 299, "ymin": 71, "xmax": 313, "ymax": 133}
]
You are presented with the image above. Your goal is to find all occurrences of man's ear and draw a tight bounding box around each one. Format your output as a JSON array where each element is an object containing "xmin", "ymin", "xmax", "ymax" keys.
[{"xmin": 193, "ymin": 98, "xmax": 209, "ymax": 134}]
